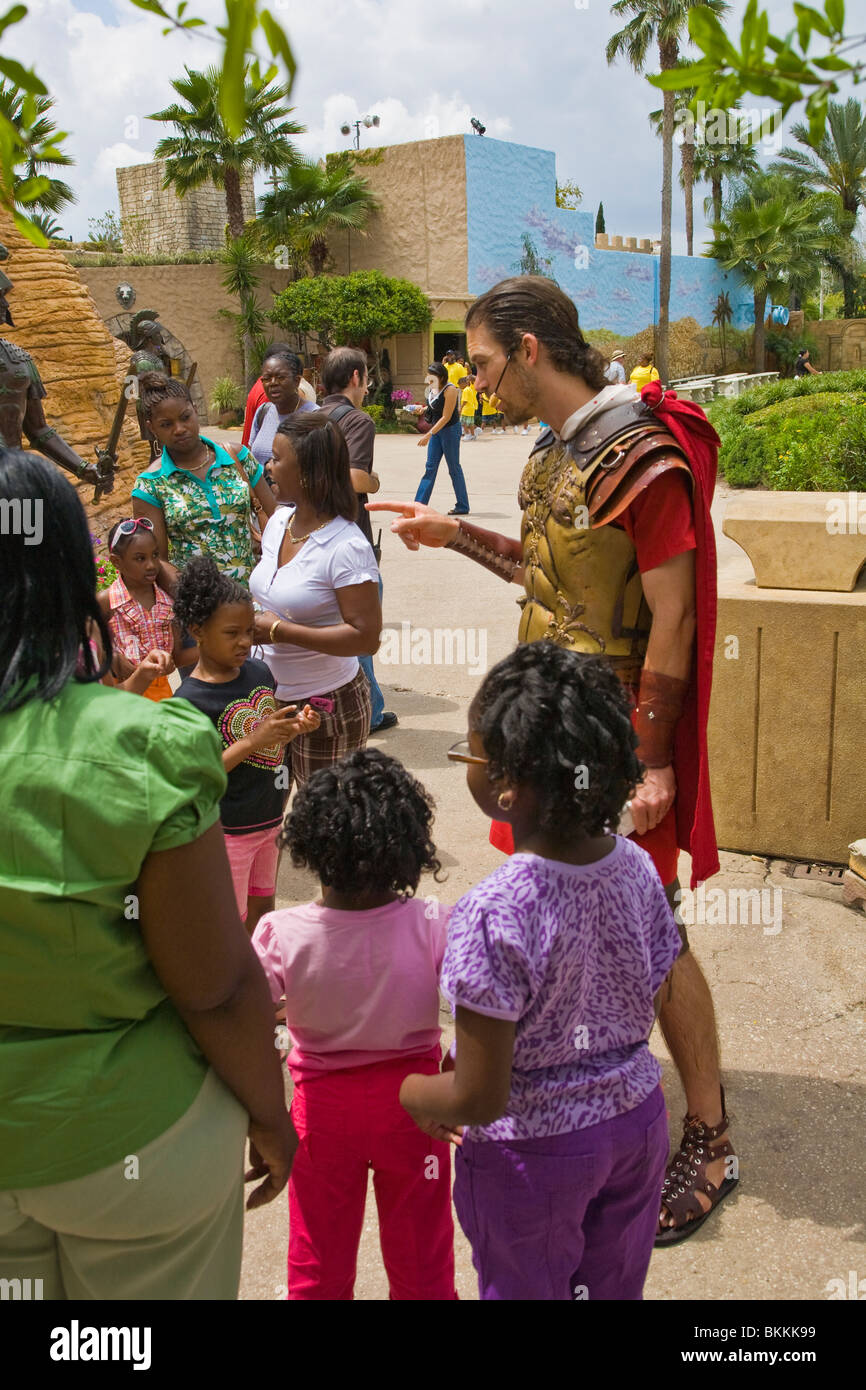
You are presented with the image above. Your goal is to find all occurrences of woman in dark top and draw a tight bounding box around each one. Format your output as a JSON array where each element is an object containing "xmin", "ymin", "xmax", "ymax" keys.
[{"xmin": 413, "ymin": 362, "xmax": 470, "ymax": 516}]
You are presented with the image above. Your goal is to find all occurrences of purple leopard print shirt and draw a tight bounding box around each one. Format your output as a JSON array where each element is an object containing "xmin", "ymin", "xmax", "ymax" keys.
[{"xmin": 440, "ymin": 837, "xmax": 681, "ymax": 1143}]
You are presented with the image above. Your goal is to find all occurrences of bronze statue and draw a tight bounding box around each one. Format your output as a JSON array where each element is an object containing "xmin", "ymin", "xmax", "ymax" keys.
[
  {"xmin": 125, "ymin": 310, "xmax": 172, "ymax": 460},
  {"xmin": 0, "ymin": 246, "xmax": 114, "ymax": 496}
]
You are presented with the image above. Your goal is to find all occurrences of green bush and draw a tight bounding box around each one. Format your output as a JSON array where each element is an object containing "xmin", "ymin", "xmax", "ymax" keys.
[
  {"xmin": 709, "ymin": 373, "xmax": 866, "ymax": 489},
  {"xmin": 362, "ymin": 404, "xmax": 384, "ymax": 425}
]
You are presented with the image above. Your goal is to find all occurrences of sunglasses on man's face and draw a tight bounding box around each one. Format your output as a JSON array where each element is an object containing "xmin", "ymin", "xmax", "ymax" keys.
[{"xmin": 446, "ymin": 739, "xmax": 488, "ymax": 766}]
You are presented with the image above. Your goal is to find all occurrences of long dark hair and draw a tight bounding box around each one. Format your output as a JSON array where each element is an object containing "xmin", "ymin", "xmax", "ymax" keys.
[
  {"xmin": 465, "ymin": 276, "xmax": 607, "ymax": 391},
  {"xmin": 275, "ymin": 413, "xmax": 357, "ymax": 521},
  {"xmin": 0, "ymin": 449, "xmax": 112, "ymax": 712}
]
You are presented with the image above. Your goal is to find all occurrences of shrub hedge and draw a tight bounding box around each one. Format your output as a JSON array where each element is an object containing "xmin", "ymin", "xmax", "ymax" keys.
[{"xmin": 707, "ymin": 371, "xmax": 866, "ymax": 490}]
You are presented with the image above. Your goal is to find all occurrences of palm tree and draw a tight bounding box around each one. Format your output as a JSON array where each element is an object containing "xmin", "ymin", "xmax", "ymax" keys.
[
  {"xmin": 257, "ymin": 157, "xmax": 379, "ymax": 276},
  {"xmin": 772, "ymin": 97, "xmax": 866, "ymax": 317},
  {"xmin": 150, "ymin": 64, "xmax": 304, "ymax": 237},
  {"xmin": 711, "ymin": 290, "xmax": 732, "ymax": 367},
  {"xmin": 0, "ymin": 82, "xmax": 75, "ymax": 221},
  {"xmin": 607, "ymin": 0, "xmax": 730, "ymax": 382},
  {"xmin": 219, "ymin": 233, "xmax": 270, "ymax": 387},
  {"xmin": 710, "ymin": 173, "xmax": 830, "ymax": 369},
  {"xmin": 693, "ymin": 123, "xmax": 759, "ymax": 231},
  {"xmin": 30, "ymin": 211, "xmax": 64, "ymax": 240},
  {"xmin": 650, "ymin": 79, "xmax": 697, "ymax": 254}
]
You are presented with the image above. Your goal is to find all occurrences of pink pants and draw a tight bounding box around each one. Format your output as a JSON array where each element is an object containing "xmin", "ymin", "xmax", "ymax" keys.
[
  {"xmin": 223, "ymin": 827, "xmax": 280, "ymax": 920},
  {"xmin": 287, "ymin": 1054, "xmax": 457, "ymax": 1301}
]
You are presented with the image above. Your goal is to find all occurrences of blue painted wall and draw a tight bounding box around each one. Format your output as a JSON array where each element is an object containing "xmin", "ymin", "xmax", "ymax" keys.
[{"xmin": 463, "ymin": 135, "xmax": 753, "ymax": 335}]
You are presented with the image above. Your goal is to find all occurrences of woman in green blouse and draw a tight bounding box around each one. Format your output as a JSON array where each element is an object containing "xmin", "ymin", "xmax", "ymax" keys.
[
  {"xmin": 0, "ymin": 449, "xmax": 295, "ymax": 1300},
  {"xmin": 132, "ymin": 373, "xmax": 277, "ymax": 589}
]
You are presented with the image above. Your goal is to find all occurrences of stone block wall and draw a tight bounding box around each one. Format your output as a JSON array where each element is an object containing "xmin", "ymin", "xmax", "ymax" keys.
[
  {"xmin": 0, "ymin": 210, "xmax": 151, "ymax": 544},
  {"xmin": 805, "ymin": 318, "xmax": 866, "ymax": 372},
  {"xmin": 75, "ymin": 262, "xmax": 296, "ymax": 418},
  {"xmin": 117, "ymin": 160, "xmax": 256, "ymax": 254}
]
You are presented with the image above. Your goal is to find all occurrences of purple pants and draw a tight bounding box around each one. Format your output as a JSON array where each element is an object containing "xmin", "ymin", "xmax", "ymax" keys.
[{"xmin": 453, "ymin": 1085, "xmax": 667, "ymax": 1300}]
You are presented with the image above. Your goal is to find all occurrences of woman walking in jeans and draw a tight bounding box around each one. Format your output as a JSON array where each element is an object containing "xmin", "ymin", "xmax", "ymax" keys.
[{"xmin": 414, "ymin": 363, "xmax": 470, "ymax": 516}]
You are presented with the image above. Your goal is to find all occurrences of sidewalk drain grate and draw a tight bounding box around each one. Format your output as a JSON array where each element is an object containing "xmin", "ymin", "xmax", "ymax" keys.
[{"xmin": 782, "ymin": 862, "xmax": 846, "ymax": 882}]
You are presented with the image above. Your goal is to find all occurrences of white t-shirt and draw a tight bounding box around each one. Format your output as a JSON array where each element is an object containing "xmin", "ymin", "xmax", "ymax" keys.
[{"xmin": 250, "ymin": 507, "xmax": 379, "ymax": 701}]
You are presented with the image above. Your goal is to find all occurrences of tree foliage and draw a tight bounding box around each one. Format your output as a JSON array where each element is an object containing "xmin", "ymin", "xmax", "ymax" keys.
[
  {"xmin": 555, "ymin": 180, "xmax": 583, "ymax": 209},
  {"xmin": 607, "ymin": 0, "xmax": 731, "ymax": 381},
  {"xmin": 257, "ymin": 157, "xmax": 379, "ymax": 276},
  {"xmin": 151, "ymin": 62, "xmax": 303, "ymax": 238},
  {"xmin": 270, "ymin": 270, "xmax": 431, "ymax": 350},
  {"xmin": 649, "ymin": 0, "xmax": 864, "ymax": 145},
  {"xmin": 0, "ymin": 0, "xmax": 297, "ymax": 244}
]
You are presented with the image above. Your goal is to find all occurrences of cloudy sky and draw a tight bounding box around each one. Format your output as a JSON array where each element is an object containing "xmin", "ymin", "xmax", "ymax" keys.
[{"xmin": 9, "ymin": 0, "xmax": 802, "ymax": 249}]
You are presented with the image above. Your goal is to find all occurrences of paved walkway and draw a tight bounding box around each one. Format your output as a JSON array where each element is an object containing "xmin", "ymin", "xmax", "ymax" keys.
[{"xmin": 223, "ymin": 429, "xmax": 865, "ymax": 1301}]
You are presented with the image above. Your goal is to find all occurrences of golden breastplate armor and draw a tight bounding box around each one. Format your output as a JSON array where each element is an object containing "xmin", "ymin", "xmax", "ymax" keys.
[{"xmin": 517, "ymin": 438, "xmax": 651, "ymax": 678}]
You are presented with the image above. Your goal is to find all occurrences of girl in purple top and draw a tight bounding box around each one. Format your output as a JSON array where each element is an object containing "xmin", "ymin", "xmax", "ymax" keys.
[{"xmin": 400, "ymin": 643, "xmax": 682, "ymax": 1300}]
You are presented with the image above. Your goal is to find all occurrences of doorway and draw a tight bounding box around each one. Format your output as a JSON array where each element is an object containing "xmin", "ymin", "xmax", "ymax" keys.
[{"xmin": 433, "ymin": 331, "xmax": 467, "ymax": 362}]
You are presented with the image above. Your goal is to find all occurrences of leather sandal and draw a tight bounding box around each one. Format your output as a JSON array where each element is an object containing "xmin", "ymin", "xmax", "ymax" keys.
[{"xmin": 655, "ymin": 1086, "xmax": 738, "ymax": 1247}]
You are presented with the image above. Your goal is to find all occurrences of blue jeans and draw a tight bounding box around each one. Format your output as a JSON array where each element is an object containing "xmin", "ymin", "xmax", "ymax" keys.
[
  {"xmin": 359, "ymin": 572, "xmax": 385, "ymax": 728},
  {"xmin": 414, "ymin": 422, "xmax": 469, "ymax": 512}
]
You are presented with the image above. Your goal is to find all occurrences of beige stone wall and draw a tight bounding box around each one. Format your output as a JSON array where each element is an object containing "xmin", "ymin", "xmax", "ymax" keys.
[
  {"xmin": 75, "ymin": 262, "xmax": 296, "ymax": 417},
  {"xmin": 0, "ymin": 210, "xmax": 152, "ymax": 541},
  {"xmin": 806, "ymin": 318, "xmax": 866, "ymax": 372},
  {"xmin": 329, "ymin": 136, "xmax": 468, "ymax": 296},
  {"xmin": 117, "ymin": 160, "xmax": 257, "ymax": 255}
]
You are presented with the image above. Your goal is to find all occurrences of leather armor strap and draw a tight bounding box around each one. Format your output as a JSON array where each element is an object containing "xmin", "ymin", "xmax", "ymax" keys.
[
  {"xmin": 445, "ymin": 519, "xmax": 522, "ymax": 582},
  {"xmin": 587, "ymin": 432, "xmax": 692, "ymax": 527},
  {"xmin": 634, "ymin": 668, "xmax": 689, "ymax": 767}
]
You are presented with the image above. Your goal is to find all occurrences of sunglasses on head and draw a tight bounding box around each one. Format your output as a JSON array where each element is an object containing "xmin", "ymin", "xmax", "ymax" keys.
[{"xmin": 111, "ymin": 518, "xmax": 154, "ymax": 546}]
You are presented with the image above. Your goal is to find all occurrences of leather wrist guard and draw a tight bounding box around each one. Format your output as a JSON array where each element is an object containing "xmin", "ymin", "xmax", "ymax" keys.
[
  {"xmin": 634, "ymin": 668, "xmax": 689, "ymax": 767},
  {"xmin": 445, "ymin": 519, "xmax": 522, "ymax": 582}
]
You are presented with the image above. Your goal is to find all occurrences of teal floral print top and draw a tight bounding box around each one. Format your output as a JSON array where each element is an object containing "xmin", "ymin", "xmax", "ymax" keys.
[{"xmin": 131, "ymin": 439, "xmax": 264, "ymax": 584}]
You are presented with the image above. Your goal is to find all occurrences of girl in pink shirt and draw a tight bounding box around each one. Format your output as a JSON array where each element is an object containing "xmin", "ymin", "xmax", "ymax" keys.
[{"xmin": 251, "ymin": 748, "xmax": 457, "ymax": 1301}]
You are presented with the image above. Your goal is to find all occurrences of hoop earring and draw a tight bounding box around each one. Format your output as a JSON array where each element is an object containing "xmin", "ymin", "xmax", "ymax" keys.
[{"xmin": 497, "ymin": 792, "xmax": 511, "ymax": 811}]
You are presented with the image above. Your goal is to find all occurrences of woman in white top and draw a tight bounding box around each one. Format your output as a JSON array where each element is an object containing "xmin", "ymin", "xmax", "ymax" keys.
[{"xmin": 250, "ymin": 413, "xmax": 381, "ymax": 790}]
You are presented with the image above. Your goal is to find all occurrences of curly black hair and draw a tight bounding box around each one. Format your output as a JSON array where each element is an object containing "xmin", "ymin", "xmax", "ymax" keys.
[
  {"xmin": 173, "ymin": 555, "xmax": 252, "ymax": 631},
  {"xmin": 281, "ymin": 748, "xmax": 443, "ymax": 896},
  {"xmin": 471, "ymin": 643, "xmax": 643, "ymax": 837}
]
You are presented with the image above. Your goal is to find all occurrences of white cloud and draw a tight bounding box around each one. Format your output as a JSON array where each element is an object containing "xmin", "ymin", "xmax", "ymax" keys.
[{"xmin": 8, "ymin": 0, "xmax": 798, "ymax": 252}]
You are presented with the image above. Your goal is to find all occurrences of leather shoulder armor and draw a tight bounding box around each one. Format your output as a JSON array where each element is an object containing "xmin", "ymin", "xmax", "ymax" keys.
[
  {"xmin": 527, "ymin": 399, "xmax": 693, "ymax": 527},
  {"xmin": 587, "ymin": 434, "xmax": 693, "ymax": 527}
]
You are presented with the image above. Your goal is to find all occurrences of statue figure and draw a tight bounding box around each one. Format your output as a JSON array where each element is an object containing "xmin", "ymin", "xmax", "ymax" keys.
[
  {"xmin": 125, "ymin": 310, "xmax": 172, "ymax": 459},
  {"xmin": 0, "ymin": 245, "xmax": 114, "ymax": 495}
]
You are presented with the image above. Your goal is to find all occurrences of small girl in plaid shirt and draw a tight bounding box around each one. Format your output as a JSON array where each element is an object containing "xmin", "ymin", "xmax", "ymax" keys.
[{"xmin": 97, "ymin": 518, "xmax": 194, "ymax": 700}]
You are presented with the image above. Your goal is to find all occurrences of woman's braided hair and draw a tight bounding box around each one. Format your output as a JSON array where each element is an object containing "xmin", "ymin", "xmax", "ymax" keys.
[
  {"xmin": 472, "ymin": 643, "xmax": 643, "ymax": 836},
  {"xmin": 281, "ymin": 748, "xmax": 443, "ymax": 896}
]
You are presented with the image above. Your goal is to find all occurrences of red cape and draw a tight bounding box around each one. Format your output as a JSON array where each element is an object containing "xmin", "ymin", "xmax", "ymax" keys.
[
  {"xmin": 490, "ymin": 383, "xmax": 721, "ymax": 889},
  {"xmin": 641, "ymin": 381, "xmax": 720, "ymax": 888}
]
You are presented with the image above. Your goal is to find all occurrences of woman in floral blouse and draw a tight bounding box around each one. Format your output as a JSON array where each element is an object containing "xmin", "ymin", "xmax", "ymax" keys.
[{"xmin": 131, "ymin": 374, "xmax": 276, "ymax": 588}]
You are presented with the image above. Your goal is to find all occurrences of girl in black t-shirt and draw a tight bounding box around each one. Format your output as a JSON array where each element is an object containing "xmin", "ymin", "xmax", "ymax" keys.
[{"xmin": 174, "ymin": 557, "xmax": 320, "ymax": 934}]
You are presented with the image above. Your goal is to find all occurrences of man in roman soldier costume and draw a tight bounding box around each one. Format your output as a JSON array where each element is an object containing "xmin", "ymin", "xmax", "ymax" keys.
[{"xmin": 371, "ymin": 276, "xmax": 736, "ymax": 1245}]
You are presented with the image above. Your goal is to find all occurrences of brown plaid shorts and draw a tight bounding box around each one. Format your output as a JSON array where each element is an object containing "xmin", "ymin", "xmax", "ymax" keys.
[{"xmin": 277, "ymin": 666, "xmax": 371, "ymax": 791}]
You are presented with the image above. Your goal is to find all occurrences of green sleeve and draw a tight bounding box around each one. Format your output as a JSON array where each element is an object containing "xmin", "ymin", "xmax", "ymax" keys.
[
  {"xmin": 241, "ymin": 447, "xmax": 263, "ymax": 489},
  {"xmin": 145, "ymin": 700, "xmax": 227, "ymax": 855}
]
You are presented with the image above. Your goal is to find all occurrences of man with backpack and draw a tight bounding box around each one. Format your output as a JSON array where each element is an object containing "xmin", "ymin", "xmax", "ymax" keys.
[{"xmin": 319, "ymin": 347, "xmax": 398, "ymax": 733}]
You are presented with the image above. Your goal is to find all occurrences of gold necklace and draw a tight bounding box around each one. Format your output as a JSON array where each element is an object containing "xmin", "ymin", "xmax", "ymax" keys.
[
  {"xmin": 182, "ymin": 444, "xmax": 213, "ymax": 474},
  {"xmin": 288, "ymin": 515, "xmax": 331, "ymax": 544}
]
